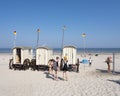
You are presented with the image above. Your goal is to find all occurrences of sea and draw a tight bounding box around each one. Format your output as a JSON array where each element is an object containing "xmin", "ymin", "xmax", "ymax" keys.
[{"xmin": 0, "ymin": 48, "xmax": 120, "ymax": 54}]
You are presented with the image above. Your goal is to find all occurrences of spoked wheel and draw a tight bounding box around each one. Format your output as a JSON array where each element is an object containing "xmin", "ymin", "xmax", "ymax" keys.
[
  {"xmin": 9, "ymin": 59, "xmax": 13, "ymax": 69},
  {"xmin": 23, "ymin": 58, "xmax": 31, "ymax": 70},
  {"xmin": 30, "ymin": 59, "xmax": 36, "ymax": 71}
]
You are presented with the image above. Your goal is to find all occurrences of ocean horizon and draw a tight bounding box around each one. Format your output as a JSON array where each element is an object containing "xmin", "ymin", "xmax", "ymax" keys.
[{"xmin": 0, "ymin": 48, "xmax": 120, "ymax": 53}]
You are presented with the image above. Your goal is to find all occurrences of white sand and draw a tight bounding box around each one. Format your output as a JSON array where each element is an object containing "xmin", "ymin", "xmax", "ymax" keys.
[{"xmin": 0, "ymin": 53, "xmax": 120, "ymax": 96}]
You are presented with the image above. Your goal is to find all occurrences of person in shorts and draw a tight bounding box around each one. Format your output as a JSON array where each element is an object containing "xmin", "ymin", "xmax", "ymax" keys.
[
  {"xmin": 62, "ymin": 56, "xmax": 68, "ymax": 81},
  {"xmin": 53, "ymin": 59, "xmax": 59, "ymax": 80}
]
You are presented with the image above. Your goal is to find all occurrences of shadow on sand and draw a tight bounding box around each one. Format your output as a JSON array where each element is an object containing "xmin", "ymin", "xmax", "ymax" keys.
[
  {"xmin": 107, "ymin": 79, "xmax": 120, "ymax": 85},
  {"xmin": 44, "ymin": 72, "xmax": 64, "ymax": 81},
  {"xmin": 96, "ymin": 69, "xmax": 120, "ymax": 75},
  {"xmin": 96, "ymin": 69, "xmax": 108, "ymax": 73},
  {"xmin": 44, "ymin": 72, "xmax": 54, "ymax": 80}
]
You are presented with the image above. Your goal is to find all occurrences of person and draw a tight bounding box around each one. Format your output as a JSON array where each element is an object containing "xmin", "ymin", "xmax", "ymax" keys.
[
  {"xmin": 62, "ymin": 56, "xmax": 68, "ymax": 81},
  {"xmin": 55, "ymin": 57, "xmax": 60, "ymax": 71},
  {"xmin": 76, "ymin": 58, "xmax": 80, "ymax": 72},
  {"xmin": 52, "ymin": 59, "xmax": 59, "ymax": 80},
  {"xmin": 48, "ymin": 59, "xmax": 53, "ymax": 75},
  {"xmin": 105, "ymin": 57, "xmax": 112, "ymax": 73},
  {"xmin": 89, "ymin": 57, "xmax": 92, "ymax": 66},
  {"xmin": 60, "ymin": 58, "xmax": 64, "ymax": 70}
]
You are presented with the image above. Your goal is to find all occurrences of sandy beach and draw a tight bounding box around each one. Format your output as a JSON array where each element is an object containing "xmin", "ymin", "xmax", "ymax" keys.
[{"xmin": 0, "ymin": 53, "xmax": 120, "ymax": 96}]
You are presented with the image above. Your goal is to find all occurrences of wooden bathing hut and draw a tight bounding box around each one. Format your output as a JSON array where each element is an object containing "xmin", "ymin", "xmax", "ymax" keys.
[
  {"xmin": 9, "ymin": 46, "xmax": 33, "ymax": 70},
  {"xmin": 36, "ymin": 47, "xmax": 53, "ymax": 71},
  {"xmin": 13, "ymin": 46, "xmax": 33, "ymax": 64},
  {"xmin": 36, "ymin": 47, "xmax": 53, "ymax": 65},
  {"xmin": 63, "ymin": 46, "xmax": 77, "ymax": 64}
]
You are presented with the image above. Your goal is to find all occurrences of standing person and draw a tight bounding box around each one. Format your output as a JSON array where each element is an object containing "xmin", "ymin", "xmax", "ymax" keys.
[
  {"xmin": 62, "ymin": 56, "xmax": 68, "ymax": 81},
  {"xmin": 48, "ymin": 59, "xmax": 53, "ymax": 75},
  {"xmin": 76, "ymin": 58, "xmax": 80, "ymax": 72},
  {"xmin": 89, "ymin": 57, "xmax": 92, "ymax": 66},
  {"xmin": 105, "ymin": 57, "xmax": 112, "ymax": 73},
  {"xmin": 60, "ymin": 58, "xmax": 64, "ymax": 70},
  {"xmin": 56, "ymin": 57, "xmax": 60, "ymax": 71},
  {"xmin": 52, "ymin": 59, "xmax": 59, "ymax": 80}
]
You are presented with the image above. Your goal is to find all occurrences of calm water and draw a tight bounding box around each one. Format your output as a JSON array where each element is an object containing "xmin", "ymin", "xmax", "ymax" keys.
[
  {"xmin": 54, "ymin": 48, "xmax": 120, "ymax": 53},
  {"xmin": 1, "ymin": 48, "xmax": 120, "ymax": 53},
  {"xmin": 0, "ymin": 48, "xmax": 12, "ymax": 53}
]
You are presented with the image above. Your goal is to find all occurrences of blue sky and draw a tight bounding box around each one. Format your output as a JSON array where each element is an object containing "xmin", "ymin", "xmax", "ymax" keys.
[{"xmin": 0, "ymin": 0, "xmax": 120, "ymax": 48}]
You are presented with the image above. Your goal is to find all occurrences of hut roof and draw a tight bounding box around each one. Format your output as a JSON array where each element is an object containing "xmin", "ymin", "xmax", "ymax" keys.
[
  {"xmin": 13, "ymin": 46, "xmax": 32, "ymax": 50},
  {"xmin": 63, "ymin": 45, "xmax": 76, "ymax": 49},
  {"xmin": 37, "ymin": 47, "xmax": 52, "ymax": 50}
]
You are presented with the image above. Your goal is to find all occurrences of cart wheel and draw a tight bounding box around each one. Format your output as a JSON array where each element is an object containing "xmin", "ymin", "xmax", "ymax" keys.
[
  {"xmin": 23, "ymin": 59, "xmax": 31, "ymax": 70},
  {"xmin": 30, "ymin": 59, "xmax": 36, "ymax": 70},
  {"xmin": 9, "ymin": 59, "xmax": 13, "ymax": 69}
]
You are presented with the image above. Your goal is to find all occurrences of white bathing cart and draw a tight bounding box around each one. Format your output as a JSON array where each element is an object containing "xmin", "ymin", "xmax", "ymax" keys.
[
  {"xmin": 63, "ymin": 46, "xmax": 77, "ymax": 64},
  {"xmin": 63, "ymin": 46, "xmax": 77, "ymax": 71},
  {"xmin": 35, "ymin": 47, "xmax": 53, "ymax": 70},
  {"xmin": 9, "ymin": 46, "xmax": 33, "ymax": 70}
]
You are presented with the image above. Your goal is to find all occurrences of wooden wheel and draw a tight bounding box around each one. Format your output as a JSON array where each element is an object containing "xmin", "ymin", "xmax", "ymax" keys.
[{"xmin": 9, "ymin": 59, "xmax": 13, "ymax": 69}]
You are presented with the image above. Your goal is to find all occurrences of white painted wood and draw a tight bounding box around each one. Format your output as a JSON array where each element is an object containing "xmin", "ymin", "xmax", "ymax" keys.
[
  {"xmin": 13, "ymin": 46, "xmax": 33, "ymax": 64},
  {"xmin": 36, "ymin": 47, "xmax": 53, "ymax": 65},
  {"xmin": 63, "ymin": 46, "xmax": 77, "ymax": 64}
]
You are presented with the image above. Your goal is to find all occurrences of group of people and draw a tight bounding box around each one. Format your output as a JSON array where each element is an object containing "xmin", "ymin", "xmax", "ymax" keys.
[
  {"xmin": 47, "ymin": 55, "xmax": 112, "ymax": 81},
  {"xmin": 48, "ymin": 56, "xmax": 69, "ymax": 81},
  {"xmin": 47, "ymin": 56, "xmax": 93, "ymax": 81}
]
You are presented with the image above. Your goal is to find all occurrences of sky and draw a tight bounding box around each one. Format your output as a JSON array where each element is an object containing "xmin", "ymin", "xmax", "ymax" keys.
[{"xmin": 0, "ymin": 0, "xmax": 120, "ymax": 48}]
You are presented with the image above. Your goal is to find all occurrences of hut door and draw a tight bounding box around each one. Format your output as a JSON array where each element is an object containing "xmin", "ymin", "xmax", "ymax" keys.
[
  {"xmin": 42, "ymin": 50, "xmax": 46, "ymax": 64},
  {"xmin": 16, "ymin": 48, "xmax": 21, "ymax": 63}
]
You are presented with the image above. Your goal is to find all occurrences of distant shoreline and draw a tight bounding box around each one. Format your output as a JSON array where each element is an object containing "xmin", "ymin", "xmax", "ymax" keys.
[{"xmin": 1, "ymin": 48, "xmax": 120, "ymax": 54}]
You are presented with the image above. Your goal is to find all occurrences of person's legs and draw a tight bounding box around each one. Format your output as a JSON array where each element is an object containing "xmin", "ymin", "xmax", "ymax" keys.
[
  {"xmin": 65, "ymin": 71, "xmax": 68, "ymax": 81},
  {"xmin": 50, "ymin": 68, "xmax": 53, "ymax": 75},
  {"xmin": 55, "ymin": 70, "xmax": 58, "ymax": 80},
  {"xmin": 53, "ymin": 70, "xmax": 58, "ymax": 80},
  {"xmin": 63, "ymin": 71, "xmax": 65, "ymax": 80},
  {"xmin": 108, "ymin": 64, "xmax": 110, "ymax": 72},
  {"xmin": 53, "ymin": 70, "xmax": 55, "ymax": 79},
  {"xmin": 49, "ymin": 67, "xmax": 51, "ymax": 74},
  {"xmin": 78, "ymin": 65, "xmax": 79, "ymax": 72},
  {"xmin": 63, "ymin": 71, "xmax": 68, "ymax": 81},
  {"xmin": 49, "ymin": 67, "xmax": 53, "ymax": 75},
  {"xmin": 77, "ymin": 65, "xmax": 79, "ymax": 72},
  {"xmin": 89, "ymin": 62, "xmax": 91, "ymax": 66}
]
